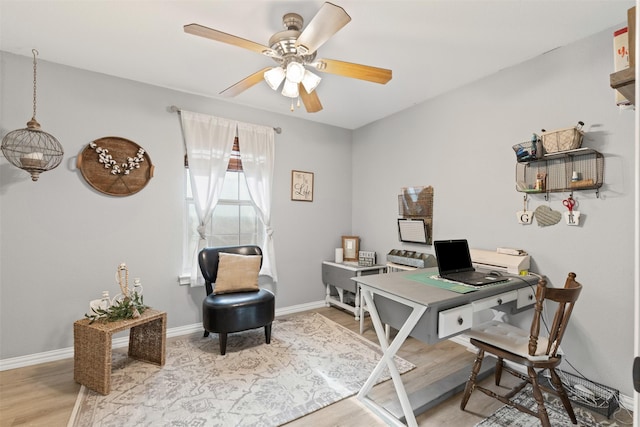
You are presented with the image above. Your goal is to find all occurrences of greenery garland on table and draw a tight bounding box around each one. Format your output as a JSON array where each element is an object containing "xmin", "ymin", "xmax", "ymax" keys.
[{"xmin": 85, "ymin": 263, "xmax": 148, "ymax": 324}]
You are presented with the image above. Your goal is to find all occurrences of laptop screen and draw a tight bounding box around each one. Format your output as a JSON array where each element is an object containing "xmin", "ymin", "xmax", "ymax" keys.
[{"xmin": 434, "ymin": 239, "xmax": 474, "ymax": 274}]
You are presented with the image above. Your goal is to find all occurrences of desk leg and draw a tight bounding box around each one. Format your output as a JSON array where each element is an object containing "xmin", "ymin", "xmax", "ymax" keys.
[
  {"xmin": 357, "ymin": 288, "xmax": 427, "ymax": 427},
  {"xmin": 354, "ymin": 285, "xmax": 361, "ymax": 321},
  {"xmin": 360, "ymin": 291, "xmax": 391, "ymax": 338},
  {"xmin": 325, "ymin": 284, "xmax": 331, "ymax": 306},
  {"xmin": 359, "ymin": 287, "xmax": 365, "ymax": 334}
]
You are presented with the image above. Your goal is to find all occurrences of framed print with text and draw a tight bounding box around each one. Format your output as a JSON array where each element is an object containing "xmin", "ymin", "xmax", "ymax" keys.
[{"xmin": 291, "ymin": 170, "xmax": 314, "ymax": 202}]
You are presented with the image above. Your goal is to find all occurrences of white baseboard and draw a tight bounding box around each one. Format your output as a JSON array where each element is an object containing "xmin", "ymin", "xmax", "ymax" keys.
[
  {"xmin": 0, "ymin": 301, "xmax": 327, "ymax": 372},
  {"xmin": 274, "ymin": 300, "xmax": 326, "ymax": 316},
  {"xmin": 618, "ymin": 394, "xmax": 635, "ymax": 412}
]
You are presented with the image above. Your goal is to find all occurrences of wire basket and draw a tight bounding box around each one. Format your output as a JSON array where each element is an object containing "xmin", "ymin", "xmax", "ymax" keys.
[
  {"xmin": 512, "ymin": 139, "xmax": 543, "ymax": 163},
  {"xmin": 537, "ymin": 369, "xmax": 619, "ymax": 418},
  {"xmin": 540, "ymin": 121, "xmax": 584, "ymax": 153}
]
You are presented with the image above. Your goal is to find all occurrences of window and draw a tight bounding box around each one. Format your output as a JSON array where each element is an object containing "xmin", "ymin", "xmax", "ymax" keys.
[{"xmin": 182, "ymin": 138, "xmax": 263, "ymax": 276}]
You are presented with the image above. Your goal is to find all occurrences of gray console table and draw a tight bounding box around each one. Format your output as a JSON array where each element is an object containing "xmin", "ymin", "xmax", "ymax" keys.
[{"xmin": 321, "ymin": 261, "xmax": 386, "ymax": 325}]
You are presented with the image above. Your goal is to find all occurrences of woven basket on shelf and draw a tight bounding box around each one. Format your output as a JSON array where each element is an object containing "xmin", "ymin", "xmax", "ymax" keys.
[{"xmin": 540, "ymin": 121, "xmax": 584, "ymax": 153}]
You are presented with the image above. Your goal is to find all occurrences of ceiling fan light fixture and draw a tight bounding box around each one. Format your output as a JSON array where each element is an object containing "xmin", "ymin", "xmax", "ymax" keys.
[
  {"xmin": 281, "ymin": 79, "xmax": 299, "ymax": 98},
  {"xmin": 301, "ymin": 70, "xmax": 321, "ymax": 93},
  {"xmin": 184, "ymin": 2, "xmax": 390, "ymax": 114},
  {"xmin": 285, "ymin": 61, "xmax": 305, "ymax": 83},
  {"xmin": 264, "ymin": 66, "xmax": 286, "ymax": 90}
]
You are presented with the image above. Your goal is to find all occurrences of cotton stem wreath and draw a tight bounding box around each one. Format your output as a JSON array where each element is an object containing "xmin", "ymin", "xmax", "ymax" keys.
[{"xmin": 89, "ymin": 141, "xmax": 145, "ymax": 175}]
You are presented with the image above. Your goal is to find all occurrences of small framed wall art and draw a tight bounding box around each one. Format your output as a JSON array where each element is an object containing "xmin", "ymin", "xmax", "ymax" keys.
[
  {"xmin": 342, "ymin": 236, "xmax": 360, "ymax": 261},
  {"xmin": 291, "ymin": 170, "xmax": 314, "ymax": 202}
]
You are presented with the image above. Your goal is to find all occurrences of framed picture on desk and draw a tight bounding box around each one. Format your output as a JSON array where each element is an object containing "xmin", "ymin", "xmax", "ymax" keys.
[{"xmin": 342, "ymin": 236, "xmax": 359, "ymax": 261}]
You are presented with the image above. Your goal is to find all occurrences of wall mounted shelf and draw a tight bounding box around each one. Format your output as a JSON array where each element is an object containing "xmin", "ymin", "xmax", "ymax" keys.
[
  {"xmin": 610, "ymin": 67, "xmax": 635, "ymax": 105},
  {"xmin": 610, "ymin": 6, "xmax": 636, "ymax": 106},
  {"xmin": 515, "ymin": 148, "xmax": 604, "ymax": 199}
]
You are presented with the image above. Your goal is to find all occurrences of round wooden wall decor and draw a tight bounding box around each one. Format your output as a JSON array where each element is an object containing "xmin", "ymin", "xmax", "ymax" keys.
[{"xmin": 77, "ymin": 136, "xmax": 154, "ymax": 196}]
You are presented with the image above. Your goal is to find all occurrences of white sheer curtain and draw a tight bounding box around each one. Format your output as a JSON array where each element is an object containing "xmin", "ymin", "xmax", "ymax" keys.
[
  {"xmin": 179, "ymin": 110, "xmax": 278, "ymax": 285},
  {"xmin": 180, "ymin": 111, "xmax": 236, "ymax": 286},
  {"xmin": 237, "ymin": 122, "xmax": 278, "ymax": 282}
]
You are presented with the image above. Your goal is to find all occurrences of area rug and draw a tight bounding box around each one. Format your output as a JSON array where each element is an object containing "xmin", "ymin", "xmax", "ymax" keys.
[
  {"xmin": 475, "ymin": 384, "xmax": 618, "ymax": 427},
  {"xmin": 68, "ymin": 312, "xmax": 415, "ymax": 427}
]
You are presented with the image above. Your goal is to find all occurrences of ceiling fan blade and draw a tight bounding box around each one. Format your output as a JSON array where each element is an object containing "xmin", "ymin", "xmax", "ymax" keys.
[
  {"xmin": 295, "ymin": 2, "xmax": 351, "ymax": 55},
  {"xmin": 220, "ymin": 67, "xmax": 271, "ymax": 97},
  {"xmin": 313, "ymin": 58, "xmax": 392, "ymax": 84},
  {"xmin": 184, "ymin": 23, "xmax": 279, "ymax": 58},
  {"xmin": 298, "ymin": 84, "xmax": 323, "ymax": 113}
]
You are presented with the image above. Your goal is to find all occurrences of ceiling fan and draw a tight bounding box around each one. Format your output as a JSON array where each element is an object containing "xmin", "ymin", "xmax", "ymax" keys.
[{"xmin": 184, "ymin": 2, "xmax": 392, "ymax": 113}]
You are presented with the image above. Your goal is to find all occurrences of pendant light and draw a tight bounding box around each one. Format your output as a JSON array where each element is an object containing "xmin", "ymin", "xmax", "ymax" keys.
[{"xmin": 1, "ymin": 49, "xmax": 63, "ymax": 181}]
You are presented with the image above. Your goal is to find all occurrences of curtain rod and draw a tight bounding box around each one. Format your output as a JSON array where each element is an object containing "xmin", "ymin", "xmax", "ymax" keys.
[{"xmin": 169, "ymin": 105, "xmax": 282, "ymax": 134}]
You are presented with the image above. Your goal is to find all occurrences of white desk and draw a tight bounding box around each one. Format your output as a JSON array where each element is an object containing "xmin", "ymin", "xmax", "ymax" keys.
[
  {"xmin": 354, "ymin": 267, "xmax": 538, "ymax": 426},
  {"xmin": 321, "ymin": 261, "xmax": 386, "ymax": 324}
]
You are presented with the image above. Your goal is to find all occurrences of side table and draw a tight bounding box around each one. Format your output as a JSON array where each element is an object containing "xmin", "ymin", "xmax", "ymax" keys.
[
  {"xmin": 73, "ymin": 308, "xmax": 166, "ymax": 395},
  {"xmin": 322, "ymin": 261, "xmax": 386, "ymax": 332}
]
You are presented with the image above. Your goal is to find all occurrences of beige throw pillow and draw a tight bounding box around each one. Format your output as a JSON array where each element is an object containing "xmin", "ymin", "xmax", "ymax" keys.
[{"xmin": 214, "ymin": 252, "xmax": 262, "ymax": 294}]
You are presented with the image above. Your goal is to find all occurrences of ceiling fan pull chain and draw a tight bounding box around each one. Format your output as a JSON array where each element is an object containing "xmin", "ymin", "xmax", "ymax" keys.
[{"xmin": 290, "ymin": 98, "xmax": 294, "ymax": 112}]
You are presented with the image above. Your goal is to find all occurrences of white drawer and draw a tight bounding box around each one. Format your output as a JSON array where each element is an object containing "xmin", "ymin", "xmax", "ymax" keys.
[
  {"xmin": 471, "ymin": 290, "xmax": 517, "ymax": 312},
  {"xmin": 517, "ymin": 287, "xmax": 536, "ymax": 308},
  {"xmin": 438, "ymin": 304, "xmax": 473, "ymax": 339}
]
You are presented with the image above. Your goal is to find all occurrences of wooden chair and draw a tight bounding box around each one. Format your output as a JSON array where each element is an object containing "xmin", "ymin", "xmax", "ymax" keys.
[{"xmin": 460, "ymin": 272, "xmax": 583, "ymax": 427}]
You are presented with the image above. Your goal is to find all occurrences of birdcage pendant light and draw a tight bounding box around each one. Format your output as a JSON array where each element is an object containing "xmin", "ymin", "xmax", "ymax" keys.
[{"xmin": 1, "ymin": 49, "xmax": 63, "ymax": 182}]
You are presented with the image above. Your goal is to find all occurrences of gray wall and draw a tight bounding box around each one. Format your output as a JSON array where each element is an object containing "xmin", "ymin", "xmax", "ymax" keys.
[
  {"xmin": 352, "ymin": 27, "xmax": 635, "ymax": 396},
  {"xmin": 0, "ymin": 51, "xmax": 351, "ymax": 359}
]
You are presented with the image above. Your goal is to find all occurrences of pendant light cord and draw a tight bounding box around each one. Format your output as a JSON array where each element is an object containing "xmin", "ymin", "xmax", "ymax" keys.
[{"xmin": 31, "ymin": 49, "xmax": 38, "ymax": 121}]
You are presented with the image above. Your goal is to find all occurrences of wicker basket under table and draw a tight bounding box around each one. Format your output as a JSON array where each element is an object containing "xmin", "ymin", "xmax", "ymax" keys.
[{"xmin": 73, "ymin": 308, "xmax": 166, "ymax": 395}]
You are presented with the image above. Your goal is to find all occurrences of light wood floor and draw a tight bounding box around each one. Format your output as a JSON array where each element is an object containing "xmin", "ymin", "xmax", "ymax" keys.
[{"xmin": 0, "ymin": 306, "xmax": 615, "ymax": 426}]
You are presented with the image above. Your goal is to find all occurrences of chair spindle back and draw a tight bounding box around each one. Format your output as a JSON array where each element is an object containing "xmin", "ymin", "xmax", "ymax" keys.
[{"xmin": 528, "ymin": 272, "xmax": 582, "ymax": 358}]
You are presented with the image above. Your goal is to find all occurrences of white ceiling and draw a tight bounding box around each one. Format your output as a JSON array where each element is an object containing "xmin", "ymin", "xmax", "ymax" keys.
[{"xmin": 0, "ymin": 0, "xmax": 634, "ymax": 130}]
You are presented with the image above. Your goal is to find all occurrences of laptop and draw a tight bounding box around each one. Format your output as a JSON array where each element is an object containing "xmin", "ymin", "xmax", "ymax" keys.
[{"xmin": 434, "ymin": 239, "xmax": 508, "ymax": 286}]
